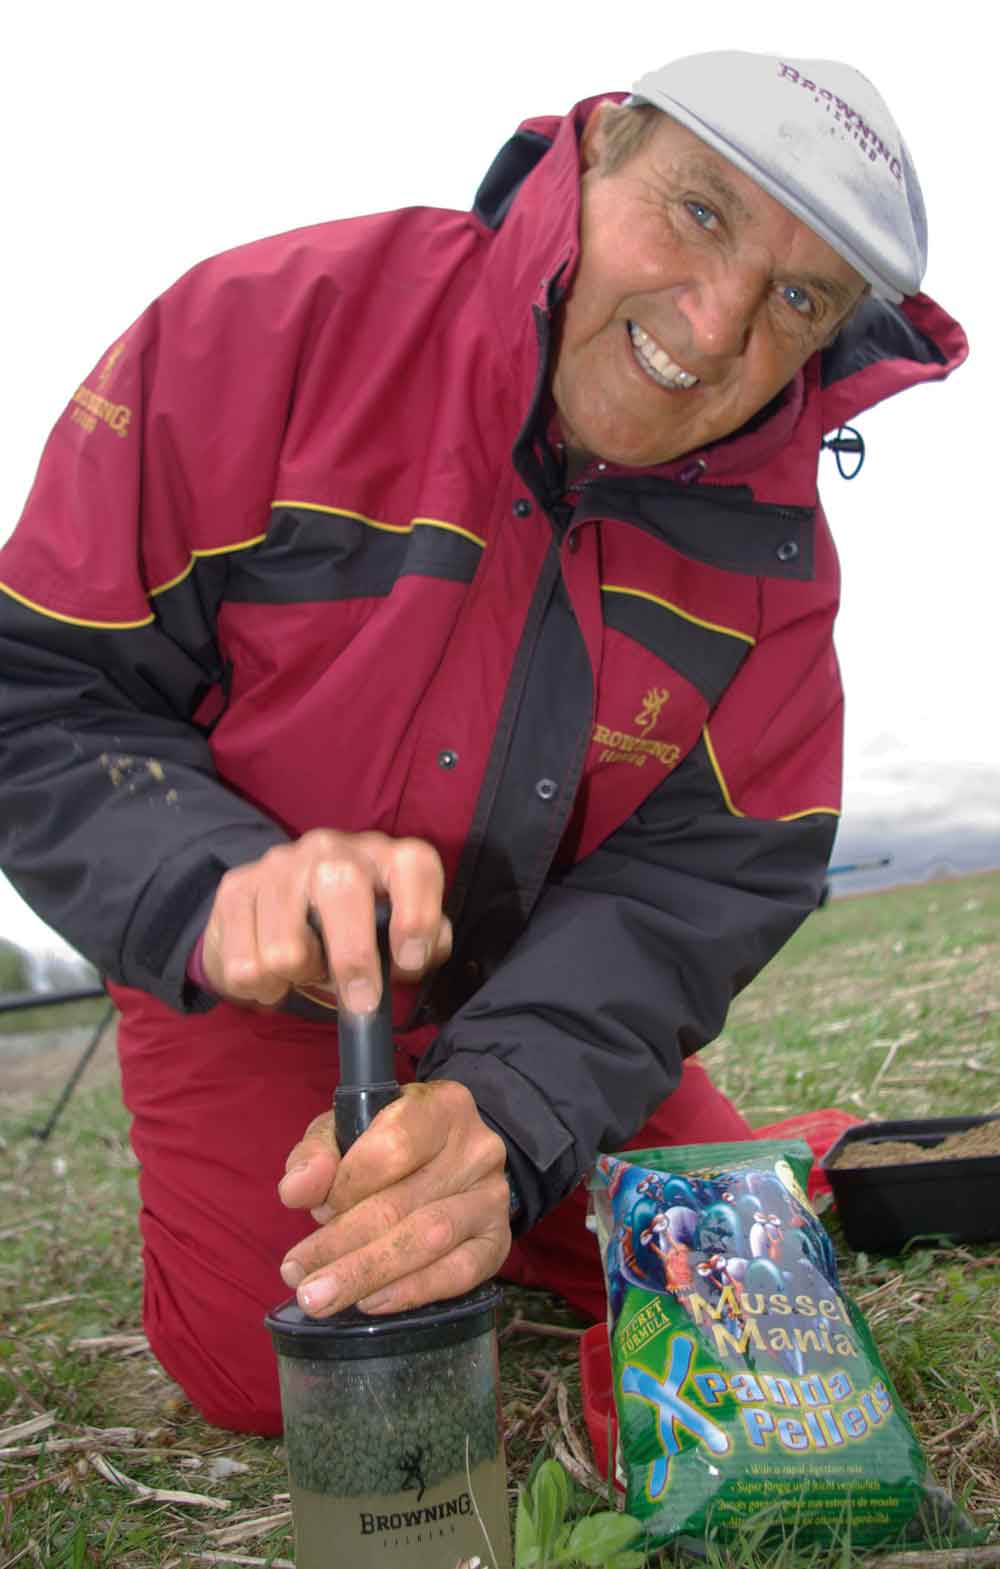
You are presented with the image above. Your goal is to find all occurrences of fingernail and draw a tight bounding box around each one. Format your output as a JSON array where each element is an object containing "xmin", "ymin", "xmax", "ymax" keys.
[
  {"xmin": 398, "ymin": 938, "xmax": 428, "ymax": 972},
  {"xmin": 359, "ymin": 1287, "xmax": 395, "ymax": 1313},
  {"xmin": 299, "ymin": 1276, "xmax": 338, "ymax": 1314},
  {"xmin": 345, "ymin": 978, "xmax": 376, "ymax": 1013},
  {"xmin": 311, "ymin": 1204, "xmax": 334, "ymax": 1224},
  {"xmin": 280, "ymin": 1259, "xmax": 305, "ymax": 1289}
]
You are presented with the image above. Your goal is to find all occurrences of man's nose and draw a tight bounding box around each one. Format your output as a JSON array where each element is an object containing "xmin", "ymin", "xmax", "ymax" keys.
[{"xmin": 675, "ymin": 260, "xmax": 767, "ymax": 360}]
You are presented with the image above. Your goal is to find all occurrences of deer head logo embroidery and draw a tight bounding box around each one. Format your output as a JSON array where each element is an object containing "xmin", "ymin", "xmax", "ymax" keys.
[{"xmin": 634, "ymin": 686, "xmax": 671, "ymax": 736}]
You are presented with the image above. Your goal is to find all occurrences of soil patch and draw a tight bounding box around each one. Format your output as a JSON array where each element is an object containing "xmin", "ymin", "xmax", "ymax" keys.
[{"xmin": 830, "ymin": 1119, "xmax": 1000, "ymax": 1168}]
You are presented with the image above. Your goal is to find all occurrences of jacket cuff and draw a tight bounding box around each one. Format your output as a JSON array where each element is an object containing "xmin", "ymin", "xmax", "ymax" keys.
[
  {"xmin": 417, "ymin": 1047, "xmax": 580, "ymax": 1232},
  {"xmin": 120, "ymin": 823, "xmax": 289, "ymax": 1012},
  {"xmin": 181, "ymin": 928, "xmax": 218, "ymax": 1014}
]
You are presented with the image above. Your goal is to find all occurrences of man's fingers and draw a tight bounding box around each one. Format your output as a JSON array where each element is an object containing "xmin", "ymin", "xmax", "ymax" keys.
[
  {"xmin": 279, "ymin": 1091, "xmax": 438, "ymax": 1227},
  {"xmin": 329, "ymin": 1083, "xmax": 505, "ymax": 1211},
  {"xmin": 278, "ymin": 1156, "xmax": 338, "ymax": 1211},
  {"xmin": 277, "ymin": 1114, "xmax": 340, "ymax": 1210},
  {"xmin": 283, "ymin": 1111, "xmax": 339, "ymax": 1168},
  {"xmin": 329, "ymin": 1093, "xmax": 438, "ymax": 1209},
  {"xmin": 202, "ymin": 828, "xmax": 451, "ymax": 1010},
  {"xmin": 382, "ymin": 838, "xmax": 448, "ymax": 975},
  {"xmin": 285, "ymin": 1184, "xmax": 511, "ymax": 1317},
  {"xmin": 308, "ymin": 834, "xmax": 449, "ymax": 1008},
  {"xmin": 357, "ymin": 1234, "xmax": 511, "ymax": 1316},
  {"xmin": 204, "ymin": 878, "xmax": 290, "ymax": 1003},
  {"xmin": 308, "ymin": 854, "xmax": 383, "ymax": 1012},
  {"xmin": 277, "ymin": 1082, "xmax": 509, "ymax": 1308},
  {"xmin": 254, "ymin": 867, "xmax": 329, "ymax": 988},
  {"xmin": 284, "ymin": 1146, "xmax": 500, "ymax": 1269},
  {"xmin": 429, "ymin": 913, "xmax": 453, "ymax": 969}
]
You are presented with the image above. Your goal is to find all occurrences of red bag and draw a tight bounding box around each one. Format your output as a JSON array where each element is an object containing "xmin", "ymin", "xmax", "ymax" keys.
[{"xmin": 753, "ymin": 1110, "xmax": 863, "ymax": 1199}]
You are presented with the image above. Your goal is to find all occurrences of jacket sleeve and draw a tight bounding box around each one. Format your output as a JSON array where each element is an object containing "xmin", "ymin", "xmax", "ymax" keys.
[
  {"xmin": 416, "ymin": 573, "xmax": 842, "ymax": 1230},
  {"xmin": 0, "ymin": 245, "xmax": 319, "ymax": 1006}
]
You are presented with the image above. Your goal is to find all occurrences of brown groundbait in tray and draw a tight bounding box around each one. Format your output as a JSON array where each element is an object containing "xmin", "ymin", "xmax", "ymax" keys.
[{"xmin": 830, "ymin": 1121, "xmax": 1000, "ymax": 1169}]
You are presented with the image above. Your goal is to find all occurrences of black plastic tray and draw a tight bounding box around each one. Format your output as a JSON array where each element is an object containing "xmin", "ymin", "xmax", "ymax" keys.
[{"xmin": 821, "ymin": 1114, "xmax": 1000, "ymax": 1252}]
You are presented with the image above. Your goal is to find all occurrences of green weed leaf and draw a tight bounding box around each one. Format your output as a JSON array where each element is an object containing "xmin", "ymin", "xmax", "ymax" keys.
[
  {"xmin": 532, "ymin": 1456, "xmax": 571, "ymax": 1552},
  {"xmin": 514, "ymin": 1485, "xmax": 539, "ymax": 1568},
  {"xmin": 565, "ymin": 1510, "xmax": 643, "ymax": 1565}
]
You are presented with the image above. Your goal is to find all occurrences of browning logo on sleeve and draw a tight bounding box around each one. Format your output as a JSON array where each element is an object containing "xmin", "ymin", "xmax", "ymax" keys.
[
  {"xmin": 69, "ymin": 342, "xmax": 132, "ymax": 439},
  {"xmin": 592, "ymin": 686, "xmax": 680, "ymax": 770},
  {"xmin": 95, "ymin": 340, "xmax": 126, "ymax": 391}
]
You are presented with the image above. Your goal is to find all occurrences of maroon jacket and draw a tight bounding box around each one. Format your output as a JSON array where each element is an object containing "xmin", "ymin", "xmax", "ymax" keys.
[{"xmin": 0, "ymin": 99, "xmax": 967, "ymax": 1223}]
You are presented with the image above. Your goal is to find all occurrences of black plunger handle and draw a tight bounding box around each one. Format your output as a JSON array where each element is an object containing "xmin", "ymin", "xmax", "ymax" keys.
[{"xmin": 332, "ymin": 898, "xmax": 399, "ymax": 1153}]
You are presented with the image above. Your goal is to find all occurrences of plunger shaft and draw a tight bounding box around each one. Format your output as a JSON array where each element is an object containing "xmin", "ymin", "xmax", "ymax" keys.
[{"xmin": 332, "ymin": 898, "xmax": 400, "ymax": 1152}]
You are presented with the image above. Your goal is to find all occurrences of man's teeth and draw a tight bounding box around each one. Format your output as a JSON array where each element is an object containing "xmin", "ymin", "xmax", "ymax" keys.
[{"xmin": 628, "ymin": 322, "xmax": 699, "ymax": 389}]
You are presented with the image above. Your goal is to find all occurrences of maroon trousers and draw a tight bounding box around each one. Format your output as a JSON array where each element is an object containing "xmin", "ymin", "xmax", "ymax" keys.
[{"xmin": 113, "ymin": 990, "xmax": 751, "ymax": 1435}]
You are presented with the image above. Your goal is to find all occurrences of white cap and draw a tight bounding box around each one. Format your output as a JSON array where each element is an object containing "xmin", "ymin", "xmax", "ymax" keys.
[{"xmin": 630, "ymin": 51, "xmax": 927, "ymax": 301}]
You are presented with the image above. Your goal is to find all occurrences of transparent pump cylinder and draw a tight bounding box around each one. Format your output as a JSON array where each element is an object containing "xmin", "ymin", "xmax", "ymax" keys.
[{"xmin": 266, "ymin": 1283, "xmax": 511, "ymax": 1569}]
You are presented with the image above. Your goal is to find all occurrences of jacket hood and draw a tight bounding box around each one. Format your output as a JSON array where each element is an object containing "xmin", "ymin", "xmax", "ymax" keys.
[{"xmin": 473, "ymin": 97, "xmax": 969, "ymax": 449}]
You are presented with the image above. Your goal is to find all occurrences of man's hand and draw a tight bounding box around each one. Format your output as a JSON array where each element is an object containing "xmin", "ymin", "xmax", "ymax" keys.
[
  {"xmin": 276, "ymin": 1081, "xmax": 512, "ymax": 1316},
  {"xmin": 201, "ymin": 829, "xmax": 452, "ymax": 1009}
]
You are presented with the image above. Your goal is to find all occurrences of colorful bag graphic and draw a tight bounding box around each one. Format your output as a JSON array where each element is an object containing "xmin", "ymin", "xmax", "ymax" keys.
[{"xmin": 589, "ymin": 1140, "xmax": 970, "ymax": 1552}]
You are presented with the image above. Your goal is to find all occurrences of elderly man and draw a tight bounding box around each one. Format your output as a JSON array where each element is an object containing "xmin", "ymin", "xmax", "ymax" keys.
[{"xmin": 0, "ymin": 51, "xmax": 965, "ymax": 1433}]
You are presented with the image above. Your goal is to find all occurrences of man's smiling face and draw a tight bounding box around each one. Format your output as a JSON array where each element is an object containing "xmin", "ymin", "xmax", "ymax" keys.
[{"xmin": 551, "ymin": 105, "xmax": 867, "ymax": 472}]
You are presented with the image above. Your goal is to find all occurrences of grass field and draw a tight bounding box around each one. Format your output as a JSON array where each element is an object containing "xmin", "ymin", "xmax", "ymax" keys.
[{"xmin": 1, "ymin": 871, "xmax": 997, "ymax": 1567}]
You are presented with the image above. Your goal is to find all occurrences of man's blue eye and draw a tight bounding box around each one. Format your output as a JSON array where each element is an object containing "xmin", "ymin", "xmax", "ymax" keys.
[
  {"xmin": 685, "ymin": 200, "xmax": 717, "ymax": 228},
  {"xmin": 781, "ymin": 283, "xmax": 814, "ymax": 316}
]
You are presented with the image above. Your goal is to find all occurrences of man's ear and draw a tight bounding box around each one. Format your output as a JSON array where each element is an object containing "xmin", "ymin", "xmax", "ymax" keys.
[{"xmin": 579, "ymin": 101, "xmax": 611, "ymax": 173}]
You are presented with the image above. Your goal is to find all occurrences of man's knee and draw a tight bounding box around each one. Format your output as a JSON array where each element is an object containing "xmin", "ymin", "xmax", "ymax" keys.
[
  {"xmin": 144, "ymin": 1296, "xmax": 284, "ymax": 1434},
  {"xmin": 139, "ymin": 1221, "xmax": 286, "ymax": 1436}
]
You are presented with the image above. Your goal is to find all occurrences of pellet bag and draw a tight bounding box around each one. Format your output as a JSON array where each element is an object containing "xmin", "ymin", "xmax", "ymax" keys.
[{"xmin": 589, "ymin": 1139, "xmax": 971, "ymax": 1553}]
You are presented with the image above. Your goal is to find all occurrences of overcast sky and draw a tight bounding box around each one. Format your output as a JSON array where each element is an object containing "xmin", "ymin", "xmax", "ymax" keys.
[{"xmin": 1, "ymin": 2, "xmax": 996, "ymax": 955}]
